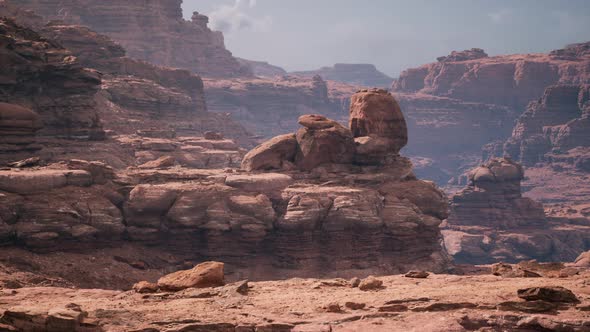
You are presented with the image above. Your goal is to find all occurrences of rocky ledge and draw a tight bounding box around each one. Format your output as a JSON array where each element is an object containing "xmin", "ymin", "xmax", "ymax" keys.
[{"xmin": 0, "ymin": 89, "xmax": 451, "ymax": 280}]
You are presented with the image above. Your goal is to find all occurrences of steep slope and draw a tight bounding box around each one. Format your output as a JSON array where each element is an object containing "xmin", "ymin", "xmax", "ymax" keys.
[{"xmin": 12, "ymin": 0, "xmax": 251, "ymax": 78}]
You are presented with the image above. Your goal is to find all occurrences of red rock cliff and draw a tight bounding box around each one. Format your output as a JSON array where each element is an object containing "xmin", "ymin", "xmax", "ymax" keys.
[{"xmin": 12, "ymin": 0, "xmax": 252, "ymax": 78}]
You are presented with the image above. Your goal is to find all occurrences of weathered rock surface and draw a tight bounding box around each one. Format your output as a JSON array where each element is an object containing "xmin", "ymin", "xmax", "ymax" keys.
[
  {"xmin": 392, "ymin": 44, "xmax": 590, "ymax": 184},
  {"xmin": 393, "ymin": 45, "xmax": 590, "ymax": 109},
  {"xmin": 13, "ymin": 0, "xmax": 251, "ymax": 78},
  {"xmin": 157, "ymin": 261, "xmax": 225, "ymax": 291},
  {"xmin": 443, "ymin": 158, "xmax": 590, "ymax": 264},
  {"xmin": 1, "ymin": 272, "xmax": 590, "ymax": 332},
  {"xmin": 0, "ymin": 18, "xmax": 104, "ymax": 143},
  {"xmin": 292, "ymin": 63, "xmax": 393, "ymax": 87},
  {"xmin": 0, "ymin": 86, "xmax": 451, "ymax": 279}
]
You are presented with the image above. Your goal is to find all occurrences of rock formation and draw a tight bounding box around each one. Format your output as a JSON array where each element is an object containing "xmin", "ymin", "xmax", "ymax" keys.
[
  {"xmin": 0, "ymin": 88, "xmax": 451, "ymax": 280},
  {"xmin": 292, "ymin": 63, "xmax": 393, "ymax": 87},
  {"xmin": 392, "ymin": 44, "xmax": 590, "ymax": 109},
  {"xmin": 389, "ymin": 43, "xmax": 590, "ymax": 184},
  {"xmin": 447, "ymin": 158, "xmax": 545, "ymax": 229},
  {"xmin": 0, "ymin": 18, "xmax": 104, "ymax": 142},
  {"xmin": 494, "ymin": 84, "xmax": 590, "ymax": 167},
  {"xmin": 443, "ymin": 158, "xmax": 590, "ymax": 264},
  {"xmin": 11, "ymin": 0, "xmax": 251, "ymax": 78}
]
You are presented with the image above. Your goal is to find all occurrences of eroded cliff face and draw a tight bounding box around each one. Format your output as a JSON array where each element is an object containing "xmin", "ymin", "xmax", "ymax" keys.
[
  {"xmin": 0, "ymin": 7, "xmax": 252, "ymax": 169},
  {"xmin": 0, "ymin": 18, "xmax": 104, "ymax": 145},
  {"xmin": 0, "ymin": 89, "xmax": 451, "ymax": 282},
  {"xmin": 443, "ymin": 158, "xmax": 590, "ymax": 264},
  {"xmin": 389, "ymin": 44, "xmax": 590, "ymax": 185},
  {"xmin": 393, "ymin": 44, "xmax": 590, "ymax": 109},
  {"xmin": 12, "ymin": 0, "xmax": 251, "ymax": 78}
]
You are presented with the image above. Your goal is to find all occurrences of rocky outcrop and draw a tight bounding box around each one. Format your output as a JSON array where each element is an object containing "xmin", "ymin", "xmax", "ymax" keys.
[
  {"xmin": 237, "ymin": 58, "xmax": 287, "ymax": 77},
  {"xmin": 292, "ymin": 63, "xmax": 393, "ymax": 87},
  {"xmin": 0, "ymin": 18, "xmax": 104, "ymax": 142},
  {"xmin": 494, "ymin": 84, "xmax": 590, "ymax": 167},
  {"xmin": 0, "ymin": 89, "xmax": 451, "ymax": 279},
  {"xmin": 443, "ymin": 158, "xmax": 590, "ymax": 264},
  {"xmin": 12, "ymin": 0, "xmax": 251, "ymax": 78},
  {"xmin": 0, "ymin": 103, "xmax": 42, "ymax": 153},
  {"xmin": 393, "ymin": 44, "xmax": 590, "ymax": 109},
  {"xmin": 448, "ymin": 158, "xmax": 545, "ymax": 229},
  {"xmin": 350, "ymin": 89, "xmax": 408, "ymax": 162}
]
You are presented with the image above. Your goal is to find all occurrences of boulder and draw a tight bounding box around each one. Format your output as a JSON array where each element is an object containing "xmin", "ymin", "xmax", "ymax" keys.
[
  {"xmin": 132, "ymin": 281, "xmax": 158, "ymax": 294},
  {"xmin": 294, "ymin": 115, "xmax": 355, "ymax": 170},
  {"xmin": 349, "ymin": 89, "xmax": 407, "ymax": 153},
  {"xmin": 358, "ymin": 276, "xmax": 383, "ymax": 291},
  {"xmin": 241, "ymin": 133, "xmax": 297, "ymax": 171},
  {"xmin": 517, "ymin": 286, "xmax": 578, "ymax": 303},
  {"xmin": 157, "ymin": 261, "xmax": 225, "ymax": 291},
  {"xmin": 574, "ymin": 250, "xmax": 590, "ymax": 267},
  {"xmin": 405, "ymin": 271, "xmax": 429, "ymax": 278}
]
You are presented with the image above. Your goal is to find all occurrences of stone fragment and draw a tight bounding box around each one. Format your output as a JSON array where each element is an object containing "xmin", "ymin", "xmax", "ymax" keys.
[
  {"xmin": 158, "ymin": 261, "xmax": 225, "ymax": 291},
  {"xmin": 358, "ymin": 276, "xmax": 383, "ymax": 291}
]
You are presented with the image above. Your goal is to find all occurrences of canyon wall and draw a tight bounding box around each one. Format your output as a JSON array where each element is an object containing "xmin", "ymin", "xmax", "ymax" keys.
[
  {"xmin": 390, "ymin": 44, "xmax": 590, "ymax": 184},
  {"xmin": 11, "ymin": 0, "xmax": 251, "ymax": 78},
  {"xmin": 393, "ymin": 44, "xmax": 590, "ymax": 109}
]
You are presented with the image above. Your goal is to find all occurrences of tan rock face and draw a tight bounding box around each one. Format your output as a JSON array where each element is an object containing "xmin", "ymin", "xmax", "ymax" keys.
[
  {"xmin": 295, "ymin": 115, "xmax": 355, "ymax": 170},
  {"xmin": 349, "ymin": 89, "xmax": 408, "ymax": 154},
  {"xmin": 241, "ymin": 134, "xmax": 297, "ymax": 171},
  {"xmin": 0, "ymin": 18, "xmax": 104, "ymax": 143},
  {"xmin": 13, "ymin": 0, "xmax": 251, "ymax": 78},
  {"xmin": 157, "ymin": 261, "xmax": 225, "ymax": 291}
]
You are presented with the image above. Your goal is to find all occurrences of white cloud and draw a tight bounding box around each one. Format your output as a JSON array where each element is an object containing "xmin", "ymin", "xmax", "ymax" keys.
[
  {"xmin": 209, "ymin": 0, "xmax": 271, "ymax": 33},
  {"xmin": 488, "ymin": 9, "xmax": 513, "ymax": 24}
]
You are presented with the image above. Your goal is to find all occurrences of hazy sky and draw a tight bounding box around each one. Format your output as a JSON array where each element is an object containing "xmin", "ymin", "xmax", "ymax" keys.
[{"xmin": 182, "ymin": 0, "xmax": 590, "ymax": 77}]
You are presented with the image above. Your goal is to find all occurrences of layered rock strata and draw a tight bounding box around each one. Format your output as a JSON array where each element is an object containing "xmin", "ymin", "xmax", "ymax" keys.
[
  {"xmin": 0, "ymin": 89, "xmax": 451, "ymax": 280},
  {"xmin": 0, "ymin": 18, "xmax": 104, "ymax": 141},
  {"xmin": 12, "ymin": 0, "xmax": 251, "ymax": 77},
  {"xmin": 443, "ymin": 158, "xmax": 590, "ymax": 263},
  {"xmin": 393, "ymin": 44, "xmax": 590, "ymax": 109},
  {"xmin": 491, "ymin": 84, "xmax": 590, "ymax": 167}
]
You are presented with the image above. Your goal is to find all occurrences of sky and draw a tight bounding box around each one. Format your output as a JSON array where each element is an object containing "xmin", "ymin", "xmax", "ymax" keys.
[{"xmin": 182, "ymin": 0, "xmax": 590, "ymax": 77}]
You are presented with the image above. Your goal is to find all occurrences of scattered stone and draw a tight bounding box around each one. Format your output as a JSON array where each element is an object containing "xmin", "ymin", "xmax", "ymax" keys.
[
  {"xmin": 325, "ymin": 303, "xmax": 343, "ymax": 313},
  {"xmin": 349, "ymin": 277, "xmax": 361, "ymax": 288},
  {"xmin": 498, "ymin": 300, "xmax": 558, "ymax": 313},
  {"xmin": 491, "ymin": 263, "xmax": 541, "ymax": 278},
  {"xmin": 138, "ymin": 156, "xmax": 175, "ymax": 169},
  {"xmin": 412, "ymin": 302, "xmax": 478, "ymax": 312},
  {"xmin": 358, "ymin": 276, "xmax": 383, "ymax": 291},
  {"xmin": 7, "ymin": 157, "xmax": 40, "ymax": 168},
  {"xmin": 405, "ymin": 270, "xmax": 429, "ymax": 279},
  {"xmin": 132, "ymin": 281, "xmax": 158, "ymax": 294},
  {"xmin": 517, "ymin": 286, "xmax": 578, "ymax": 303},
  {"xmin": 157, "ymin": 261, "xmax": 225, "ymax": 292},
  {"xmin": 204, "ymin": 131, "xmax": 224, "ymax": 140},
  {"xmin": 378, "ymin": 304, "xmax": 408, "ymax": 312},
  {"xmin": 344, "ymin": 302, "xmax": 366, "ymax": 310}
]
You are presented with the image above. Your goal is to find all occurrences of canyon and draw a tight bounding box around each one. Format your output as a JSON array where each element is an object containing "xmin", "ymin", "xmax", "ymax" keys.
[{"xmin": 1, "ymin": 1, "xmax": 590, "ymax": 331}]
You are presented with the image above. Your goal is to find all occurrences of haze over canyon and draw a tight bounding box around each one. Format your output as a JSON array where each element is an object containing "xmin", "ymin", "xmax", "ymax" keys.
[{"xmin": 0, "ymin": 1, "xmax": 589, "ymax": 331}]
